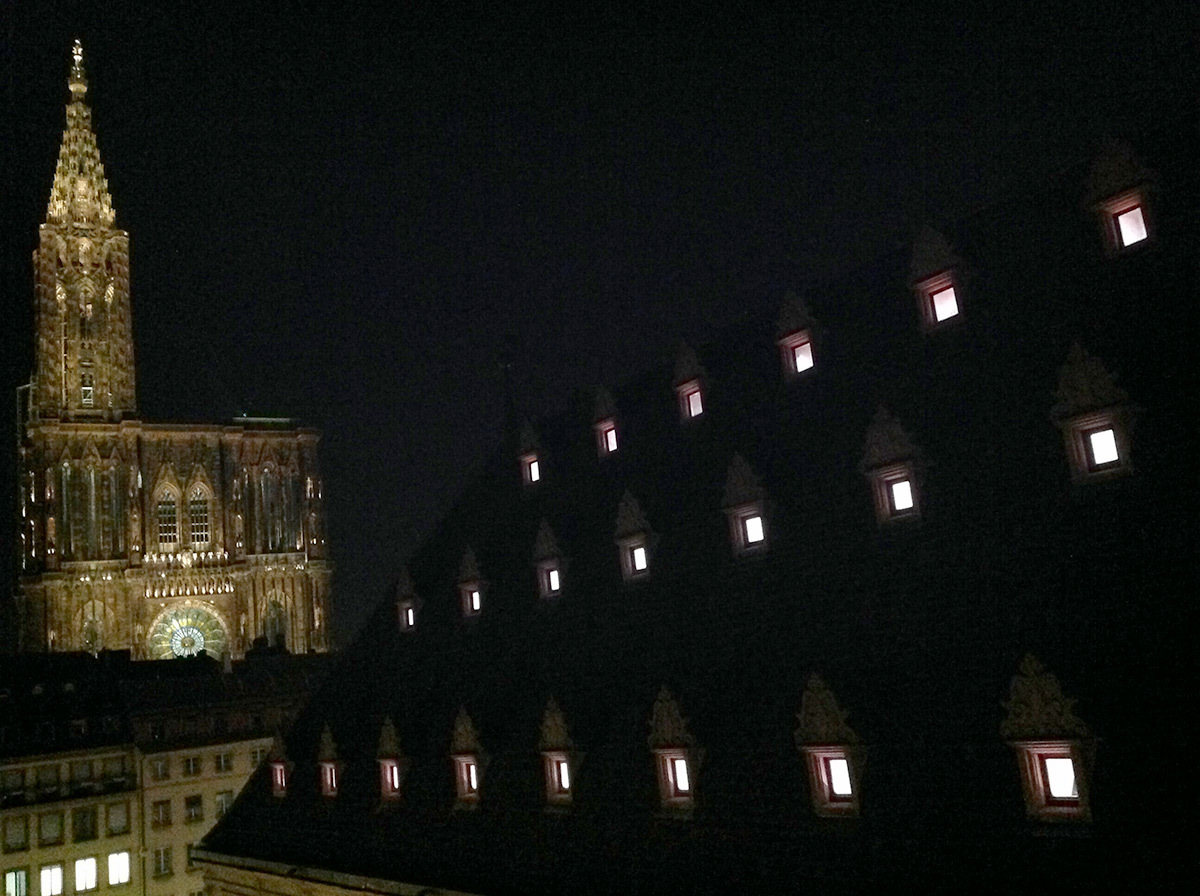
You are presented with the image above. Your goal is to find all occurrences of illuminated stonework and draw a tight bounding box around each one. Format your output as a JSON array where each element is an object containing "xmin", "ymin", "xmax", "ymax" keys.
[{"xmin": 12, "ymin": 45, "xmax": 332, "ymax": 660}]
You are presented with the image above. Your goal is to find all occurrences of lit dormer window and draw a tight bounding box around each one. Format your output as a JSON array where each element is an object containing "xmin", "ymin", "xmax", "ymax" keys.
[
  {"xmin": 780, "ymin": 330, "xmax": 815, "ymax": 374},
  {"xmin": 861, "ymin": 409, "xmax": 923, "ymax": 525},
  {"xmin": 723, "ymin": 455, "xmax": 768, "ymax": 555},
  {"xmin": 521, "ymin": 452, "xmax": 541, "ymax": 485},
  {"xmin": 615, "ymin": 492, "xmax": 652, "ymax": 582},
  {"xmin": 910, "ymin": 228, "xmax": 964, "ymax": 328},
  {"xmin": 1051, "ymin": 345, "xmax": 1134, "ymax": 483},
  {"xmin": 457, "ymin": 549, "xmax": 483, "ymax": 618},
  {"xmin": 673, "ymin": 343, "xmax": 707, "ymax": 422},
  {"xmin": 795, "ymin": 675, "xmax": 861, "ymax": 817},
  {"xmin": 1002, "ymin": 656, "xmax": 1092, "ymax": 822},
  {"xmin": 1086, "ymin": 142, "xmax": 1155, "ymax": 255},
  {"xmin": 377, "ymin": 717, "xmax": 408, "ymax": 803},
  {"xmin": 540, "ymin": 698, "xmax": 577, "ymax": 811},
  {"xmin": 319, "ymin": 762, "xmax": 338, "ymax": 797},
  {"xmin": 269, "ymin": 761, "xmax": 288, "ymax": 798},
  {"xmin": 317, "ymin": 725, "xmax": 340, "ymax": 798},
  {"xmin": 595, "ymin": 419, "xmax": 618, "ymax": 456},
  {"xmin": 648, "ymin": 688, "xmax": 697, "ymax": 817},
  {"xmin": 395, "ymin": 568, "xmax": 419, "ymax": 632},
  {"xmin": 532, "ymin": 520, "xmax": 564, "ymax": 599},
  {"xmin": 450, "ymin": 709, "xmax": 485, "ymax": 810},
  {"xmin": 677, "ymin": 380, "xmax": 703, "ymax": 419}
]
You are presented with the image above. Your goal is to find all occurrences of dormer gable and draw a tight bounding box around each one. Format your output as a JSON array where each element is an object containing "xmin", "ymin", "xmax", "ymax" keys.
[
  {"xmin": 722, "ymin": 454, "xmax": 768, "ymax": 554},
  {"xmin": 776, "ymin": 291, "xmax": 817, "ymax": 377},
  {"xmin": 614, "ymin": 491, "xmax": 653, "ymax": 581},
  {"xmin": 860, "ymin": 408, "xmax": 923, "ymax": 524},
  {"xmin": 1050, "ymin": 344, "xmax": 1134, "ymax": 482},
  {"xmin": 1085, "ymin": 140, "xmax": 1156, "ymax": 255},
  {"xmin": 450, "ymin": 708, "xmax": 486, "ymax": 808},
  {"xmin": 647, "ymin": 687, "xmax": 699, "ymax": 816},
  {"xmin": 532, "ymin": 520, "xmax": 564, "ymax": 598},
  {"xmin": 795, "ymin": 675, "xmax": 862, "ymax": 817},
  {"xmin": 457, "ymin": 549, "xmax": 484, "ymax": 617},
  {"xmin": 539, "ymin": 698, "xmax": 577, "ymax": 810},
  {"xmin": 377, "ymin": 717, "xmax": 409, "ymax": 802},
  {"xmin": 673, "ymin": 343, "xmax": 707, "ymax": 420}
]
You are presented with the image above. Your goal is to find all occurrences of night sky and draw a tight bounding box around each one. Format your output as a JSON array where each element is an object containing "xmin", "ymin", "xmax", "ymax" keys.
[{"xmin": 1, "ymin": 2, "xmax": 1192, "ymax": 646}]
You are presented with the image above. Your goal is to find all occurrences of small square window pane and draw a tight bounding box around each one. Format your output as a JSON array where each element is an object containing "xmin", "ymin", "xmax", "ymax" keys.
[
  {"xmin": 1089, "ymin": 428, "xmax": 1119, "ymax": 466},
  {"xmin": 528, "ymin": 460, "xmax": 540, "ymax": 482},
  {"xmin": 792, "ymin": 341, "xmax": 814, "ymax": 372},
  {"xmin": 931, "ymin": 285, "xmax": 959, "ymax": 321},
  {"xmin": 743, "ymin": 515, "xmax": 764, "ymax": 544},
  {"xmin": 1044, "ymin": 757, "xmax": 1078, "ymax": 799},
  {"xmin": 828, "ymin": 758, "xmax": 853, "ymax": 796},
  {"xmin": 672, "ymin": 758, "xmax": 691, "ymax": 792},
  {"xmin": 631, "ymin": 546, "xmax": 648, "ymax": 571},
  {"xmin": 605, "ymin": 427, "xmax": 618, "ymax": 452},
  {"xmin": 547, "ymin": 568, "xmax": 561, "ymax": 592},
  {"xmin": 1116, "ymin": 206, "xmax": 1147, "ymax": 246},
  {"xmin": 891, "ymin": 480, "xmax": 914, "ymax": 511},
  {"xmin": 687, "ymin": 389, "xmax": 703, "ymax": 417}
]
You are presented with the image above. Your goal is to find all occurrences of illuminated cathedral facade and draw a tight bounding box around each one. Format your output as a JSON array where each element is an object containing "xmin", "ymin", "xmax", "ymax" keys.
[{"xmin": 10, "ymin": 44, "xmax": 332, "ymax": 660}]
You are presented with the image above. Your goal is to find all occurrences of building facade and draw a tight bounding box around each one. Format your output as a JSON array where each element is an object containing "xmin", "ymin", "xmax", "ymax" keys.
[{"xmin": 11, "ymin": 44, "xmax": 331, "ymax": 660}]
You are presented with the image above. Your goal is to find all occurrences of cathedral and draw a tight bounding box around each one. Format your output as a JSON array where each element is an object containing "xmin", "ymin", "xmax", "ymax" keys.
[{"xmin": 10, "ymin": 44, "xmax": 332, "ymax": 660}]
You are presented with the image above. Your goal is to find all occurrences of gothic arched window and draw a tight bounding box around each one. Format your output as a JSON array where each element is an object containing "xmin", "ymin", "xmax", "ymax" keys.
[
  {"xmin": 156, "ymin": 494, "xmax": 179, "ymax": 549},
  {"xmin": 265, "ymin": 600, "xmax": 287, "ymax": 649},
  {"xmin": 188, "ymin": 487, "xmax": 210, "ymax": 548}
]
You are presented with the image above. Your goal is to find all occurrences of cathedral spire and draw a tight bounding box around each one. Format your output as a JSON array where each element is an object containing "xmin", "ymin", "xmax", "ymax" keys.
[{"xmin": 46, "ymin": 40, "xmax": 115, "ymax": 228}]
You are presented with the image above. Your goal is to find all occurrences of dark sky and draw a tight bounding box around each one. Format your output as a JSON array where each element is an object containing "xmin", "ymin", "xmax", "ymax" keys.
[{"xmin": 1, "ymin": 1, "xmax": 1192, "ymax": 646}]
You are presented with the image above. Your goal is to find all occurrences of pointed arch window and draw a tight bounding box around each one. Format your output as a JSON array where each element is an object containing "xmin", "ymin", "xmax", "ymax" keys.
[
  {"xmin": 156, "ymin": 495, "xmax": 179, "ymax": 549},
  {"xmin": 80, "ymin": 373, "xmax": 95, "ymax": 408},
  {"xmin": 188, "ymin": 487, "xmax": 210, "ymax": 548}
]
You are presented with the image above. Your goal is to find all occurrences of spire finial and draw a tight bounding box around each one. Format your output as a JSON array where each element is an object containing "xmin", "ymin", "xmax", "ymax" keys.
[{"xmin": 69, "ymin": 40, "xmax": 87, "ymax": 100}]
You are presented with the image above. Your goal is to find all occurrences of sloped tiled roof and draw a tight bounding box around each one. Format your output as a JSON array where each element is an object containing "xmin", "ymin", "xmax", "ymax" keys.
[{"xmin": 201, "ymin": 132, "xmax": 1194, "ymax": 893}]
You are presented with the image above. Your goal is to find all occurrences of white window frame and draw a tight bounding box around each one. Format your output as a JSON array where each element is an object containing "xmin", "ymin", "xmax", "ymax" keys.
[
  {"xmin": 40, "ymin": 865, "xmax": 63, "ymax": 896},
  {"xmin": 1011, "ymin": 740, "xmax": 1090, "ymax": 822},
  {"xmin": 653, "ymin": 748, "xmax": 694, "ymax": 811},
  {"xmin": 914, "ymin": 270, "xmax": 961, "ymax": 328},
  {"xmin": 319, "ymin": 762, "xmax": 339, "ymax": 798},
  {"xmin": 727, "ymin": 503, "xmax": 767, "ymax": 555},
  {"xmin": 520, "ymin": 452, "xmax": 541, "ymax": 485},
  {"xmin": 537, "ymin": 560, "xmax": 563, "ymax": 598},
  {"xmin": 618, "ymin": 535, "xmax": 650, "ymax": 582},
  {"xmin": 1060, "ymin": 411, "xmax": 1131, "ymax": 483},
  {"xmin": 869, "ymin": 463, "xmax": 920, "ymax": 524},
  {"xmin": 459, "ymin": 582, "xmax": 483, "ymax": 618},
  {"xmin": 542, "ymin": 750, "xmax": 572, "ymax": 808},
  {"xmin": 73, "ymin": 859, "xmax": 97, "ymax": 893},
  {"xmin": 453, "ymin": 755, "xmax": 480, "ymax": 806},
  {"xmin": 1097, "ymin": 189, "xmax": 1151, "ymax": 253},
  {"xmin": 594, "ymin": 419, "xmax": 619, "ymax": 457},
  {"xmin": 106, "ymin": 852, "xmax": 129, "ymax": 887},
  {"xmin": 379, "ymin": 759, "xmax": 403, "ymax": 800}
]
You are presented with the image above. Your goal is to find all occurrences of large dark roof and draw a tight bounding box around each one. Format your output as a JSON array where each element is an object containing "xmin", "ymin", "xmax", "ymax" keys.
[{"xmin": 202, "ymin": 131, "xmax": 1194, "ymax": 893}]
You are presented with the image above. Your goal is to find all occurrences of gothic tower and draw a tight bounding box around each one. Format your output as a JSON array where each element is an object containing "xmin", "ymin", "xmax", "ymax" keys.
[
  {"xmin": 32, "ymin": 41, "xmax": 136, "ymax": 424},
  {"xmin": 11, "ymin": 44, "xmax": 333, "ymax": 660}
]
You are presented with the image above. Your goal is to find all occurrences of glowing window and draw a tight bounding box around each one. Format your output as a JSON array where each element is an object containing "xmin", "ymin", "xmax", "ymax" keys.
[
  {"xmin": 270, "ymin": 762, "xmax": 288, "ymax": 797},
  {"xmin": 1044, "ymin": 757, "xmax": 1077, "ymax": 800},
  {"xmin": 521, "ymin": 453, "xmax": 540, "ymax": 485},
  {"xmin": 671, "ymin": 757, "xmax": 691, "ymax": 793},
  {"xmin": 1088, "ymin": 429, "xmax": 1119, "ymax": 467},
  {"xmin": 454, "ymin": 756, "xmax": 480, "ymax": 803},
  {"xmin": 890, "ymin": 480, "xmax": 914, "ymax": 512},
  {"xmin": 827, "ymin": 758, "xmax": 852, "ymax": 797},
  {"xmin": 40, "ymin": 866, "xmax": 63, "ymax": 896},
  {"xmin": 399, "ymin": 601, "xmax": 416, "ymax": 631},
  {"xmin": 743, "ymin": 515, "xmax": 764, "ymax": 544},
  {"xmin": 470, "ymin": 590, "xmax": 481, "ymax": 611},
  {"xmin": 1115, "ymin": 206, "xmax": 1147, "ymax": 247},
  {"xmin": 320, "ymin": 764, "xmax": 338, "ymax": 797},
  {"xmin": 545, "ymin": 566, "xmax": 561, "ymax": 595},
  {"xmin": 529, "ymin": 460, "xmax": 540, "ymax": 482},
  {"xmin": 792, "ymin": 341, "xmax": 814, "ymax": 372},
  {"xmin": 556, "ymin": 759, "xmax": 570, "ymax": 791},
  {"xmin": 4, "ymin": 871, "xmax": 26, "ymax": 896},
  {"xmin": 687, "ymin": 389, "xmax": 703, "ymax": 418},
  {"xmin": 74, "ymin": 859, "xmax": 97, "ymax": 892},
  {"xmin": 931, "ymin": 285, "xmax": 959, "ymax": 321},
  {"xmin": 632, "ymin": 546, "xmax": 647, "ymax": 571},
  {"xmin": 460, "ymin": 583, "xmax": 483, "ymax": 617},
  {"xmin": 604, "ymin": 427, "xmax": 618, "ymax": 452},
  {"xmin": 106, "ymin": 852, "xmax": 129, "ymax": 886},
  {"xmin": 467, "ymin": 763, "xmax": 478, "ymax": 791}
]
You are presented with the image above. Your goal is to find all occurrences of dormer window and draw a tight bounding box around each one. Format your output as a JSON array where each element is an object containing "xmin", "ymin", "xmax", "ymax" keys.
[
  {"xmin": 538, "ymin": 562, "xmax": 562, "ymax": 597},
  {"xmin": 724, "ymin": 456, "xmax": 768, "ymax": 555},
  {"xmin": 795, "ymin": 675, "xmax": 861, "ymax": 818},
  {"xmin": 398, "ymin": 600, "xmax": 416, "ymax": 631},
  {"xmin": 595, "ymin": 419, "xmax": 618, "ymax": 456},
  {"xmin": 1051, "ymin": 346, "xmax": 1134, "ymax": 483},
  {"xmin": 319, "ymin": 762, "xmax": 338, "ymax": 798},
  {"xmin": 1098, "ymin": 190, "xmax": 1150, "ymax": 252},
  {"xmin": 778, "ymin": 330, "xmax": 815, "ymax": 375},
  {"xmin": 915, "ymin": 271, "xmax": 960, "ymax": 326},
  {"xmin": 521, "ymin": 453, "xmax": 541, "ymax": 484},
  {"xmin": 380, "ymin": 759, "xmax": 402, "ymax": 798},
  {"xmin": 457, "ymin": 549, "xmax": 483, "ymax": 618},
  {"xmin": 460, "ymin": 584, "xmax": 482, "ymax": 617},
  {"xmin": 1002, "ymin": 656, "xmax": 1092, "ymax": 822},
  {"xmin": 676, "ymin": 380, "xmax": 704, "ymax": 419},
  {"xmin": 647, "ymin": 688, "xmax": 696, "ymax": 817},
  {"xmin": 619, "ymin": 537, "xmax": 649, "ymax": 580},
  {"xmin": 542, "ymin": 751, "xmax": 572, "ymax": 806},
  {"xmin": 269, "ymin": 762, "xmax": 288, "ymax": 797},
  {"xmin": 861, "ymin": 409, "xmax": 923, "ymax": 526},
  {"xmin": 455, "ymin": 756, "xmax": 480, "ymax": 803}
]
